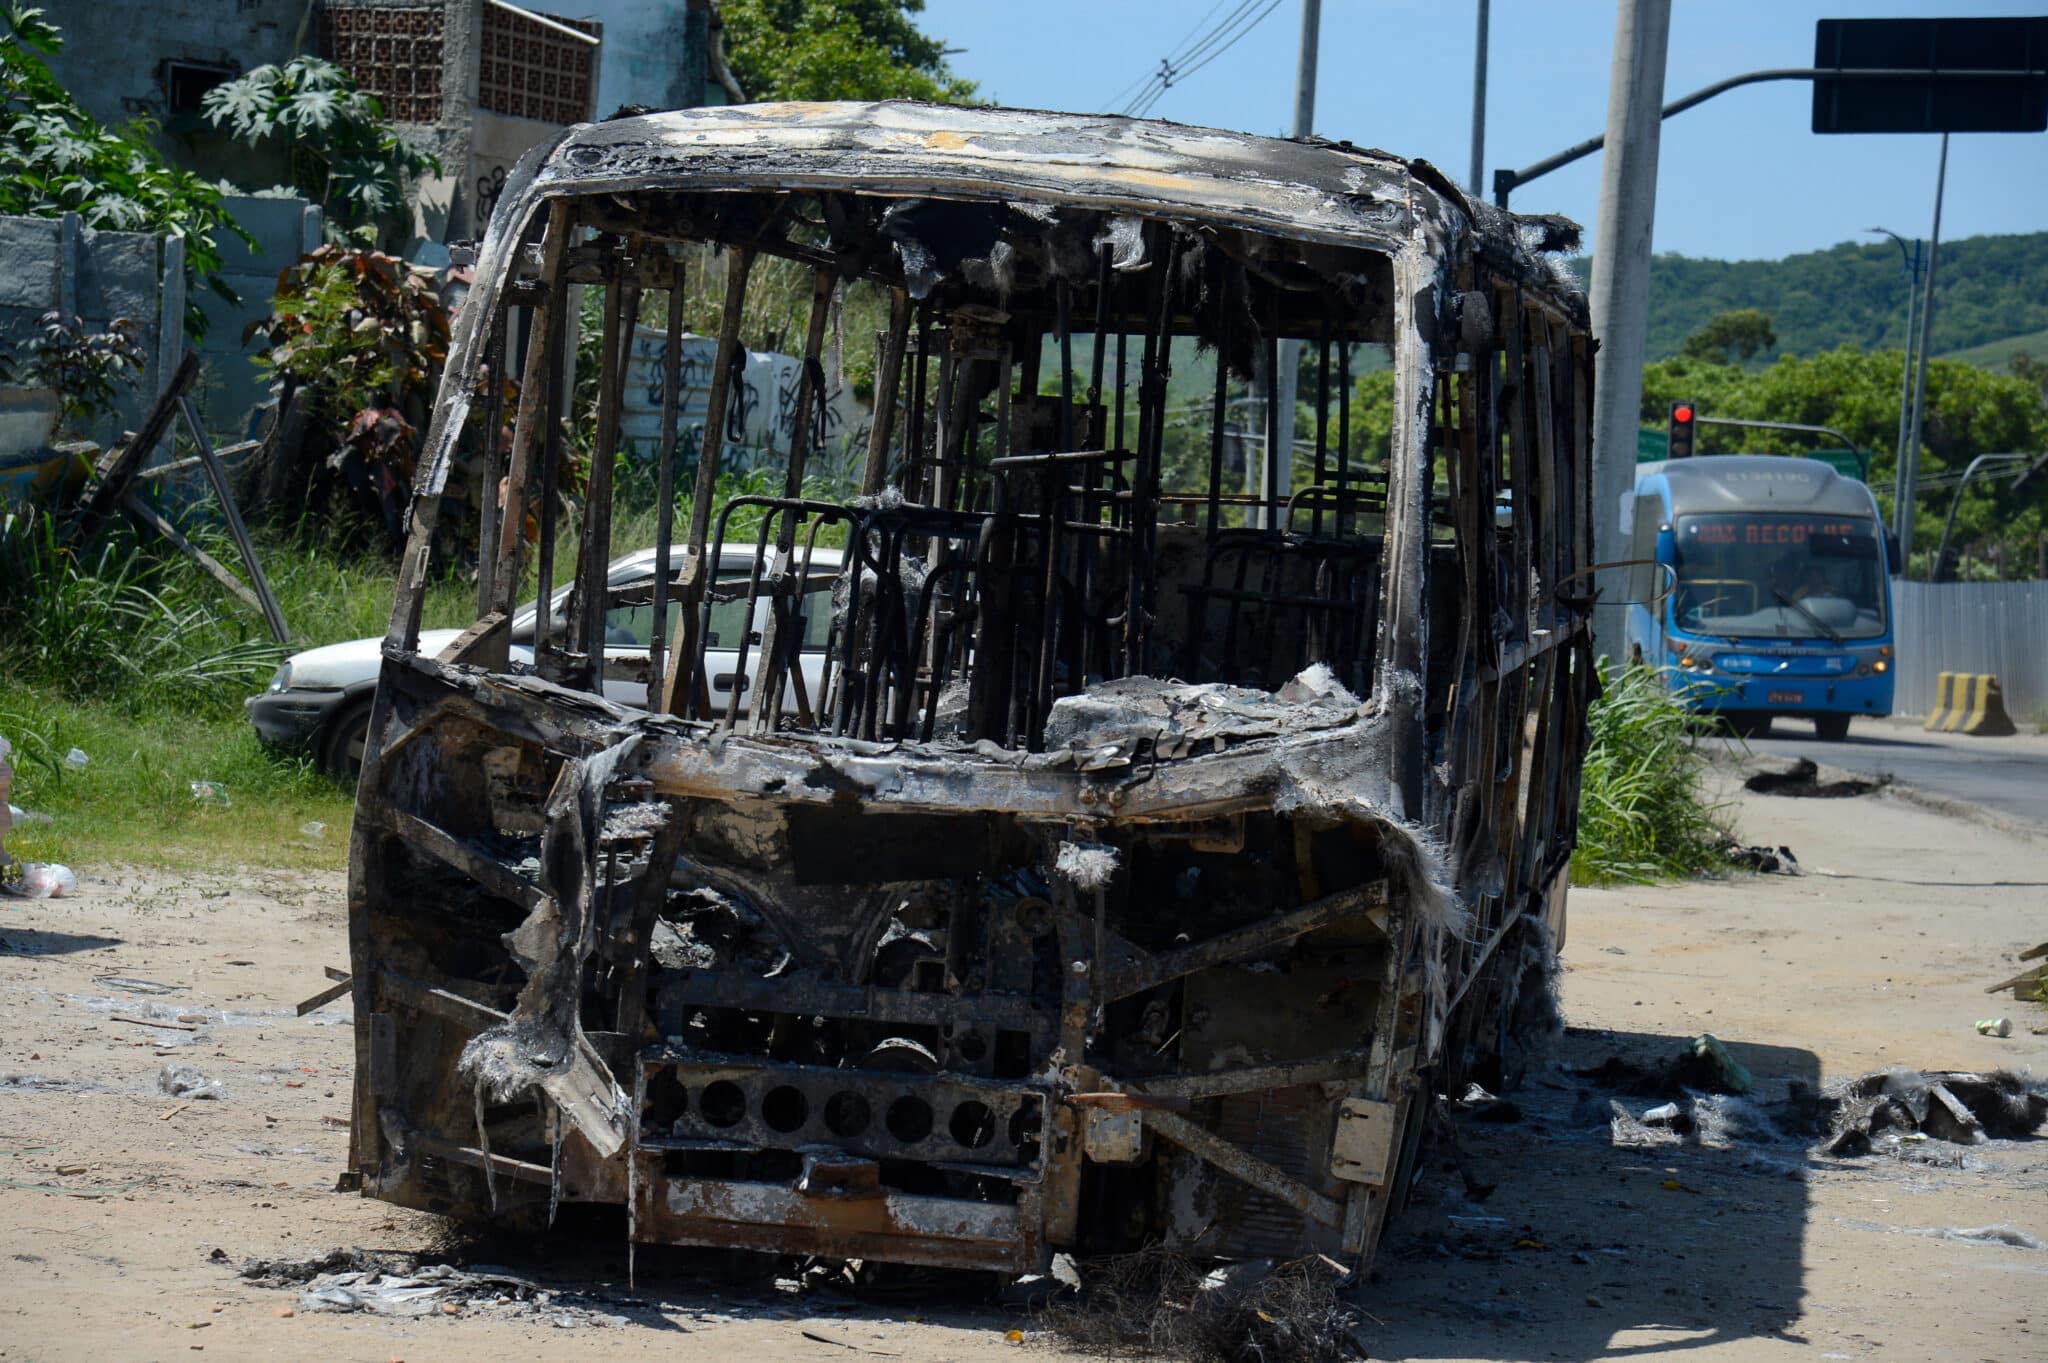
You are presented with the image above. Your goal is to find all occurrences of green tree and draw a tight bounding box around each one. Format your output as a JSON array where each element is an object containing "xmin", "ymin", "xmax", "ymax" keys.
[
  {"xmin": 202, "ymin": 57, "xmax": 439, "ymax": 238},
  {"xmin": 1680, "ymin": 308, "xmax": 1776, "ymax": 365},
  {"xmin": 717, "ymin": 0, "xmax": 977, "ymax": 104},
  {"xmin": 1640, "ymin": 346, "xmax": 2048, "ymax": 578},
  {"xmin": 0, "ymin": 4, "xmax": 250, "ymax": 334}
]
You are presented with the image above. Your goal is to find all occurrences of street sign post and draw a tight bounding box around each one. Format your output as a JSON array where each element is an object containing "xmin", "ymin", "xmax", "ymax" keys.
[{"xmin": 1813, "ymin": 17, "xmax": 2048, "ymax": 135}]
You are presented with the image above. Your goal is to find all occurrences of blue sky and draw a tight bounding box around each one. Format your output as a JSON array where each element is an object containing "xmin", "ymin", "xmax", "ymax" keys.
[{"xmin": 921, "ymin": 0, "xmax": 2048, "ymax": 261}]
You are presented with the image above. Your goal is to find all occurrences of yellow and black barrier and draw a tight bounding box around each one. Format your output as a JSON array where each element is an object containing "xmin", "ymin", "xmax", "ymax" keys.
[{"xmin": 1924, "ymin": 672, "xmax": 2018, "ymax": 736}]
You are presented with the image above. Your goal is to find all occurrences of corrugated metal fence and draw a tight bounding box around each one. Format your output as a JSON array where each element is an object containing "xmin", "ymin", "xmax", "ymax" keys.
[{"xmin": 1891, "ymin": 579, "xmax": 2048, "ymax": 720}]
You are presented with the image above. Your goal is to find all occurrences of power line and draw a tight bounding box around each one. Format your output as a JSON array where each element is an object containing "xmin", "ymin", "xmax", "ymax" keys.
[
  {"xmin": 1110, "ymin": 0, "xmax": 1249, "ymax": 111},
  {"xmin": 1112, "ymin": 0, "xmax": 1282, "ymax": 118},
  {"xmin": 1163, "ymin": 0, "xmax": 1285, "ymax": 92}
]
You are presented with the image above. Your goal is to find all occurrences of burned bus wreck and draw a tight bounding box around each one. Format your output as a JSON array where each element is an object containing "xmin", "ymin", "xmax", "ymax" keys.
[{"xmin": 346, "ymin": 102, "xmax": 1597, "ymax": 1275}]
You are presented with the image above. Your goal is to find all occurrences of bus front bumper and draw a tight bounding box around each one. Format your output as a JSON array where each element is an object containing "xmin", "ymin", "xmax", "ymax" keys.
[{"xmin": 1677, "ymin": 671, "xmax": 1893, "ymax": 718}]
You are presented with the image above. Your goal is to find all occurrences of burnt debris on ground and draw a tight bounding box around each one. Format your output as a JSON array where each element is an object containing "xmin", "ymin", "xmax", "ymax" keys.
[
  {"xmin": 1039, "ymin": 1245, "xmax": 1367, "ymax": 1363},
  {"xmin": 1744, "ymin": 758, "xmax": 1884, "ymax": 799}
]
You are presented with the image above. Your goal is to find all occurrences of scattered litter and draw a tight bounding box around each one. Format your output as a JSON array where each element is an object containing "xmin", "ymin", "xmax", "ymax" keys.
[
  {"xmin": 1040, "ymin": 1246, "xmax": 1364, "ymax": 1363},
  {"xmin": 1743, "ymin": 757, "xmax": 1881, "ymax": 798},
  {"xmin": 1720, "ymin": 841, "xmax": 1801, "ymax": 875},
  {"xmin": 1812, "ymin": 1069, "xmax": 2047, "ymax": 1156},
  {"xmin": 1985, "ymin": 942, "xmax": 2048, "ymax": 1001},
  {"xmin": 299, "ymin": 821, "xmax": 327, "ymax": 840},
  {"xmin": 94, "ymin": 975, "xmax": 187, "ymax": 995},
  {"xmin": 189, "ymin": 781, "xmax": 231, "ymax": 808},
  {"xmin": 1453, "ymin": 1082, "xmax": 1523, "ymax": 1123},
  {"xmin": 800, "ymin": 1328, "xmax": 902, "ymax": 1355},
  {"xmin": 1672, "ymin": 1034, "xmax": 1753, "ymax": 1095},
  {"xmin": 62, "ymin": 747, "xmax": 88, "ymax": 770},
  {"xmin": 295, "ymin": 975, "xmax": 354, "ymax": 1016},
  {"xmin": 4, "ymin": 863, "xmax": 76, "ymax": 899},
  {"xmin": 159, "ymin": 1064, "xmax": 227, "ymax": 1101},
  {"xmin": 1908, "ymin": 1224, "xmax": 2046, "ymax": 1250},
  {"xmin": 115, "ymin": 1013, "xmax": 198, "ymax": 1032},
  {"xmin": 8, "ymin": 804, "xmax": 52, "ymax": 826},
  {"xmin": 1976, "ymin": 1018, "xmax": 2012, "ymax": 1038},
  {"xmin": 235, "ymin": 1250, "xmax": 634, "ymax": 1328}
]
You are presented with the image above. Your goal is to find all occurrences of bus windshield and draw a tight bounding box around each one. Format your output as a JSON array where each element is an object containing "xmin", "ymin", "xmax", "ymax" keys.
[{"xmin": 1672, "ymin": 513, "xmax": 1887, "ymax": 640}]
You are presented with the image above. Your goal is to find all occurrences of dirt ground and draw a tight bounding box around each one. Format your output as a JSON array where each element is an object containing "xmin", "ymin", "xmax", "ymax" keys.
[{"xmin": 2, "ymin": 764, "xmax": 2044, "ymax": 1363}]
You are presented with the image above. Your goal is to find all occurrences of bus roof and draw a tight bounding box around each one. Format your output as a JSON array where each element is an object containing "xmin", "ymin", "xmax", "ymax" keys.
[
  {"xmin": 1640, "ymin": 455, "xmax": 1879, "ymax": 520},
  {"xmin": 518, "ymin": 101, "xmax": 1586, "ymax": 310}
]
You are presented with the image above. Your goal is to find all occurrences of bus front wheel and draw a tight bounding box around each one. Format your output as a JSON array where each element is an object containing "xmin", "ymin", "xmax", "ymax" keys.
[{"xmin": 1814, "ymin": 714, "xmax": 1851, "ymax": 742}]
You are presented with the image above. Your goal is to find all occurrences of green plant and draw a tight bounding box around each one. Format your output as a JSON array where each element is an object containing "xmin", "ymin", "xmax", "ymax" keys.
[
  {"xmin": 1571, "ymin": 660, "xmax": 1731, "ymax": 885},
  {"xmin": 249, "ymin": 246, "xmax": 449, "ymax": 425},
  {"xmin": 0, "ymin": 5, "xmax": 251, "ymax": 337},
  {"xmin": 202, "ymin": 56, "xmax": 439, "ymax": 234},
  {"xmin": 0, "ymin": 510, "xmax": 284, "ymax": 716},
  {"xmin": 21, "ymin": 310, "xmax": 146, "ymax": 432},
  {"xmin": 718, "ymin": 0, "xmax": 977, "ymax": 104}
]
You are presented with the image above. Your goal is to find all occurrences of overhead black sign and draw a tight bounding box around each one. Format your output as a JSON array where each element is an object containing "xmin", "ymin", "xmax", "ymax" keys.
[{"xmin": 1812, "ymin": 16, "xmax": 2048, "ymax": 134}]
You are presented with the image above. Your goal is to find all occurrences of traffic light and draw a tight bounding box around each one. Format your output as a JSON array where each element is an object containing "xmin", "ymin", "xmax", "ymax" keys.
[{"xmin": 1668, "ymin": 399, "xmax": 1698, "ymax": 459}]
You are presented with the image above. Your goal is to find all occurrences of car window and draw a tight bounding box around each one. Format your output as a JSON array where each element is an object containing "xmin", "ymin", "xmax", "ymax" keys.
[{"xmin": 604, "ymin": 590, "xmax": 834, "ymax": 652}]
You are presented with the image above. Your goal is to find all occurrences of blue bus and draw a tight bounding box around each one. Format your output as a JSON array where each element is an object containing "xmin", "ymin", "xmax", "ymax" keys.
[{"xmin": 1624, "ymin": 454, "xmax": 1894, "ymax": 739}]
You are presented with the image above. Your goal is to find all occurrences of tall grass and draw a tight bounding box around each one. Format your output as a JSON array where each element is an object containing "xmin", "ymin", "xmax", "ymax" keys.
[
  {"xmin": 1571, "ymin": 661, "xmax": 1731, "ymax": 885},
  {"xmin": 0, "ymin": 511, "xmax": 284, "ymax": 715}
]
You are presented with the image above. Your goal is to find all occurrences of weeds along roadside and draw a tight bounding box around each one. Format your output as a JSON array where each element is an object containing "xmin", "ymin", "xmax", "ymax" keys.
[
  {"xmin": 0, "ymin": 465, "xmax": 828, "ymax": 871},
  {"xmin": 1570, "ymin": 659, "xmax": 1733, "ymax": 886},
  {"xmin": 0, "ymin": 506, "xmax": 469, "ymax": 871}
]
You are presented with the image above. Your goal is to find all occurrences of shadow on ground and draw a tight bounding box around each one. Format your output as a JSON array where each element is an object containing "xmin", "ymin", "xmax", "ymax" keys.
[
  {"xmin": 0, "ymin": 926, "xmax": 123, "ymax": 955},
  {"xmin": 1363, "ymin": 1026, "xmax": 1822, "ymax": 1361}
]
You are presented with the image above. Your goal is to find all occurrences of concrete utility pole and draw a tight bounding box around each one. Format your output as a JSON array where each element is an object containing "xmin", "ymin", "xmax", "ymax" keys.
[
  {"xmin": 1261, "ymin": 0, "xmax": 1321, "ymax": 528},
  {"xmin": 1897, "ymin": 133, "xmax": 1948, "ymax": 575},
  {"xmin": 1587, "ymin": 0, "xmax": 1671, "ymax": 654},
  {"xmin": 1469, "ymin": 0, "xmax": 1491, "ymax": 195}
]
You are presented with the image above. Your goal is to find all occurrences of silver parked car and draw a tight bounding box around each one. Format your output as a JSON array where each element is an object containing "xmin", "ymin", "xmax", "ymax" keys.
[{"xmin": 248, "ymin": 545, "xmax": 840, "ymax": 778}]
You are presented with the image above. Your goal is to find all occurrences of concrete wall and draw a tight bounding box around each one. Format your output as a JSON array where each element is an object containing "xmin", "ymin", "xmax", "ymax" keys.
[
  {"xmin": 559, "ymin": 0, "xmax": 708, "ymax": 114},
  {"xmin": 0, "ymin": 192, "xmax": 320, "ymax": 456},
  {"xmin": 0, "ymin": 215, "xmax": 167, "ymax": 452},
  {"xmin": 40, "ymin": 0, "xmax": 297, "ymax": 190},
  {"xmin": 194, "ymin": 196, "xmax": 325, "ymax": 440}
]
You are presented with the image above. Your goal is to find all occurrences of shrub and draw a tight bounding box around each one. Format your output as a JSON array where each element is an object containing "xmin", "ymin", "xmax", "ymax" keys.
[{"xmin": 1571, "ymin": 660, "xmax": 1730, "ymax": 885}]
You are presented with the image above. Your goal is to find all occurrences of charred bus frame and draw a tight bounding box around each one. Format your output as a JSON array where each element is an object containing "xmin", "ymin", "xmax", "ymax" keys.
[{"xmin": 346, "ymin": 102, "xmax": 1597, "ymax": 1275}]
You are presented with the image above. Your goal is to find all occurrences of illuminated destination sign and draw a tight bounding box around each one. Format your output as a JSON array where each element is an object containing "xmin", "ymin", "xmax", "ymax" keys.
[{"xmin": 1685, "ymin": 516, "xmax": 1874, "ymax": 548}]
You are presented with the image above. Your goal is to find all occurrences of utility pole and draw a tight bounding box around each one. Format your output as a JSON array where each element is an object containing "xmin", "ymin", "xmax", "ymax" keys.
[
  {"xmin": 1260, "ymin": 0, "xmax": 1320, "ymax": 528},
  {"xmin": 1469, "ymin": 0, "xmax": 1491, "ymax": 195},
  {"xmin": 1897, "ymin": 132, "xmax": 1948, "ymax": 576},
  {"xmin": 1587, "ymin": 0, "xmax": 1671, "ymax": 655},
  {"xmin": 1867, "ymin": 227, "xmax": 1919, "ymax": 525}
]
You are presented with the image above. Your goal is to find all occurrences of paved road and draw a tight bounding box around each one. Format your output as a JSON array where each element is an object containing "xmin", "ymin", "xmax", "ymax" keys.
[{"xmin": 1719, "ymin": 715, "xmax": 2048, "ymax": 828}]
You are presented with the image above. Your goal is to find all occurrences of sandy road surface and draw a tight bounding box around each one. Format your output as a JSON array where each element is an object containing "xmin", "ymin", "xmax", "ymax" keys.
[{"xmin": 1, "ymin": 776, "xmax": 2044, "ymax": 1363}]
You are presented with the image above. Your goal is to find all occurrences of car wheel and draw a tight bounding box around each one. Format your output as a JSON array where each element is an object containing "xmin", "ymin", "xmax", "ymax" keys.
[
  {"xmin": 322, "ymin": 699, "xmax": 373, "ymax": 784},
  {"xmin": 1814, "ymin": 714, "xmax": 1850, "ymax": 742}
]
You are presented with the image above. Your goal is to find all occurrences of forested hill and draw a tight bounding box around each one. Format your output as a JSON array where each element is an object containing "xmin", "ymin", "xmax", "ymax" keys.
[{"xmin": 1567, "ymin": 232, "xmax": 2048, "ymax": 365}]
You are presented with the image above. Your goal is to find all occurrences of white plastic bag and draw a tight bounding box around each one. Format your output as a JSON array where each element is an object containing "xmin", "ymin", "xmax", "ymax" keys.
[{"xmin": 14, "ymin": 863, "xmax": 75, "ymax": 899}]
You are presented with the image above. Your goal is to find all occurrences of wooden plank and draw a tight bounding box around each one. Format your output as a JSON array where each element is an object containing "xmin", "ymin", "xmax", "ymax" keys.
[
  {"xmin": 70, "ymin": 351, "xmax": 198, "ymax": 547},
  {"xmin": 178, "ymin": 394, "xmax": 289, "ymax": 643},
  {"xmin": 120, "ymin": 493, "xmax": 265, "ymax": 616}
]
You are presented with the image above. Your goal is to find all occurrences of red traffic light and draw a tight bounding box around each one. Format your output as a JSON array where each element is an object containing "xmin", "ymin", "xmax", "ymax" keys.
[{"xmin": 1672, "ymin": 404, "xmax": 1694, "ymax": 424}]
